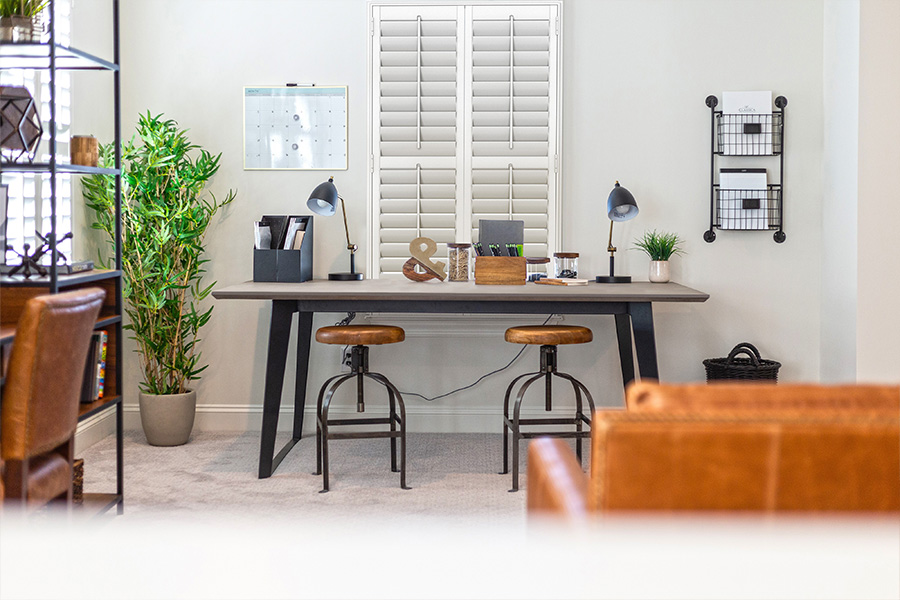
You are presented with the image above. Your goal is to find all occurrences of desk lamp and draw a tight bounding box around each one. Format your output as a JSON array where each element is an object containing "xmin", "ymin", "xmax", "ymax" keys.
[
  {"xmin": 307, "ymin": 176, "xmax": 363, "ymax": 280},
  {"xmin": 595, "ymin": 181, "xmax": 639, "ymax": 284}
]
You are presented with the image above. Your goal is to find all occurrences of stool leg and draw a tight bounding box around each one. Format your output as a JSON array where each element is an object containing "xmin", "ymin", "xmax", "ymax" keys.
[
  {"xmin": 555, "ymin": 372, "xmax": 595, "ymax": 466},
  {"xmin": 319, "ymin": 375, "xmax": 354, "ymax": 492},
  {"xmin": 501, "ymin": 372, "xmax": 537, "ymax": 475},
  {"xmin": 367, "ymin": 372, "xmax": 410, "ymax": 490},
  {"xmin": 511, "ymin": 373, "xmax": 544, "ymax": 492},
  {"xmin": 314, "ymin": 374, "xmax": 345, "ymax": 476}
]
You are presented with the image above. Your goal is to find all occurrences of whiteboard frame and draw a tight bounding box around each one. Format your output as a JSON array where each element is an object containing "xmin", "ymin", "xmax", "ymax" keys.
[{"xmin": 243, "ymin": 85, "xmax": 349, "ymax": 171}]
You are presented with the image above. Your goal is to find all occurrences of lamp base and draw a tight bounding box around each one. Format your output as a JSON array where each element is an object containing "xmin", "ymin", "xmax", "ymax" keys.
[
  {"xmin": 328, "ymin": 272, "xmax": 364, "ymax": 281},
  {"xmin": 595, "ymin": 275, "xmax": 632, "ymax": 284}
]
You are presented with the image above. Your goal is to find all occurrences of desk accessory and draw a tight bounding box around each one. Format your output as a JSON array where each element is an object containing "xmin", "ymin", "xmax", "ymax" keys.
[
  {"xmin": 3, "ymin": 231, "xmax": 72, "ymax": 278},
  {"xmin": 535, "ymin": 278, "xmax": 589, "ymax": 286},
  {"xmin": 402, "ymin": 237, "xmax": 446, "ymax": 282},
  {"xmin": 526, "ymin": 257, "xmax": 549, "ymax": 282},
  {"xmin": 595, "ymin": 182, "xmax": 639, "ymax": 284},
  {"xmin": 307, "ymin": 176, "xmax": 363, "ymax": 280},
  {"xmin": 71, "ymin": 135, "xmax": 99, "ymax": 166},
  {"xmin": 553, "ymin": 252, "xmax": 578, "ymax": 278},
  {"xmin": 447, "ymin": 243, "xmax": 471, "ymax": 282},
  {"xmin": 0, "ymin": 85, "xmax": 43, "ymax": 162},
  {"xmin": 705, "ymin": 94, "xmax": 786, "ymax": 243},
  {"xmin": 253, "ymin": 215, "xmax": 313, "ymax": 283},
  {"xmin": 479, "ymin": 219, "xmax": 524, "ymax": 251},
  {"xmin": 474, "ymin": 256, "xmax": 526, "ymax": 285}
]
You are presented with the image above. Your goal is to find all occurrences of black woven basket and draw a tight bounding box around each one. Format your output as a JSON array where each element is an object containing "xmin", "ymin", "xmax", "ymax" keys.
[{"xmin": 703, "ymin": 342, "xmax": 781, "ymax": 382}]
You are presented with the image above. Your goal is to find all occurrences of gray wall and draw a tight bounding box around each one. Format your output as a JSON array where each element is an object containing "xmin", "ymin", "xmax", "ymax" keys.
[{"xmin": 69, "ymin": 0, "xmax": 897, "ymax": 436}]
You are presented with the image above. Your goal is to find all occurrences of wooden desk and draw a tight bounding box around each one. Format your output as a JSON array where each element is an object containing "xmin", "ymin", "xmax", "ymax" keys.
[{"xmin": 213, "ymin": 279, "xmax": 709, "ymax": 478}]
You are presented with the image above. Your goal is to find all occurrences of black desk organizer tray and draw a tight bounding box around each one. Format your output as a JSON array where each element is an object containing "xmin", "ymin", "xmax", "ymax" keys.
[{"xmin": 253, "ymin": 215, "xmax": 313, "ymax": 282}]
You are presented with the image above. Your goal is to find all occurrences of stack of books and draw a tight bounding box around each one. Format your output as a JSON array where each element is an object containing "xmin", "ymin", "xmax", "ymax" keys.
[{"xmin": 80, "ymin": 330, "xmax": 108, "ymax": 403}]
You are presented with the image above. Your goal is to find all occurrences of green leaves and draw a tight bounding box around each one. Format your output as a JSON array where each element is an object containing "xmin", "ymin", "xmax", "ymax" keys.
[
  {"xmin": 633, "ymin": 230, "xmax": 685, "ymax": 261},
  {"xmin": 82, "ymin": 112, "xmax": 236, "ymax": 395}
]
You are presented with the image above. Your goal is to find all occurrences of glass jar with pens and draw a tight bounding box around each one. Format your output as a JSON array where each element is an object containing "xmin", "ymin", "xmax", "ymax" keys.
[{"xmin": 553, "ymin": 252, "xmax": 579, "ymax": 279}]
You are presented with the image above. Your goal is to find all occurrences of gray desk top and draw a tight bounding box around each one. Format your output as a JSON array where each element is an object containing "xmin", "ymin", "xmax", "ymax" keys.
[{"xmin": 212, "ymin": 279, "xmax": 709, "ymax": 303}]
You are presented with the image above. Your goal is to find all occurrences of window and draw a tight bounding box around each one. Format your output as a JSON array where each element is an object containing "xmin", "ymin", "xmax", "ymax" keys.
[
  {"xmin": 1, "ymin": 0, "xmax": 73, "ymax": 264},
  {"xmin": 369, "ymin": 2, "xmax": 561, "ymax": 278}
]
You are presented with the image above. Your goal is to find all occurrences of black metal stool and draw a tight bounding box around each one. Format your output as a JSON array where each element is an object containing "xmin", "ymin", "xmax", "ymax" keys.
[
  {"xmin": 314, "ymin": 325, "xmax": 409, "ymax": 492},
  {"xmin": 502, "ymin": 325, "xmax": 595, "ymax": 491}
]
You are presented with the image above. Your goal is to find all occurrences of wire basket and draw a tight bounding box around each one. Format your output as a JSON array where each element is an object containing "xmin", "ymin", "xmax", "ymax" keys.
[{"xmin": 703, "ymin": 342, "xmax": 781, "ymax": 382}]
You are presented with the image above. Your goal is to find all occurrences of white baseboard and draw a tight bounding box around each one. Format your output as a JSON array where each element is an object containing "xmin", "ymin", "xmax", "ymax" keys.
[
  {"xmin": 74, "ymin": 410, "xmax": 117, "ymax": 454},
  {"xmin": 117, "ymin": 403, "xmax": 585, "ymax": 435}
]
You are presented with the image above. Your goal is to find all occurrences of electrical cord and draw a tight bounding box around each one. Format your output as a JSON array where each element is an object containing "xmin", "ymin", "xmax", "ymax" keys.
[{"xmin": 399, "ymin": 314, "xmax": 555, "ymax": 402}]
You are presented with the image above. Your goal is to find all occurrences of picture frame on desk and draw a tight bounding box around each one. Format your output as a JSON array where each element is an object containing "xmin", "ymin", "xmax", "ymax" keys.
[{"xmin": 253, "ymin": 215, "xmax": 314, "ymax": 282}]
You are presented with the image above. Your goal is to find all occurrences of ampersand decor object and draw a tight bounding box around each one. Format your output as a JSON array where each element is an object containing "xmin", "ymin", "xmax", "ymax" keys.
[{"xmin": 402, "ymin": 236, "xmax": 447, "ymax": 282}]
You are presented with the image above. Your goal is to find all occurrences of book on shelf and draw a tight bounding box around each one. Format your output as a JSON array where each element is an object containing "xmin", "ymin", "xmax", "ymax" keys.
[{"xmin": 80, "ymin": 330, "xmax": 108, "ymax": 403}]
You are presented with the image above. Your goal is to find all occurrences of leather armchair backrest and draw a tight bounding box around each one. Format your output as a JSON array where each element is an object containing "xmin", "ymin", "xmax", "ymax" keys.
[
  {"xmin": 626, "ymin": 382, "xmax": 899, "ymax": 414},
  {"xmin": 1, "ymin": 288, "xmax": 105, "ymax": 460}
]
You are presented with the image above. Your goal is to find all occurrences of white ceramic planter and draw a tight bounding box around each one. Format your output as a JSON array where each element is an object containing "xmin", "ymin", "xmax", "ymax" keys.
[
  {"xmin": 649, "ymin": 260, "xmax": 670, "ymax": 283},
  {"xmin": 139, "ymin": 390, "xmax": 196, "ymax": 446}
]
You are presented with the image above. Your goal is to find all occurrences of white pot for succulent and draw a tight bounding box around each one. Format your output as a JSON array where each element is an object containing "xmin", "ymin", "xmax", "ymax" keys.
[{"xmin": 649, "ymin": 260, "xmax": 670, "ymax": 283}]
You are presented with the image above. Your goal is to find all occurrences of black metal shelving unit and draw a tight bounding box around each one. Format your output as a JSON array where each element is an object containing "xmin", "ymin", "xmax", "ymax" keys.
[
  {"xmin": 0, "ymin": 0, "xmax": 124, "ymax": 515},
  {"xmin": 704, "ymin": 94, "xmax": 787, "ymax": 244}
]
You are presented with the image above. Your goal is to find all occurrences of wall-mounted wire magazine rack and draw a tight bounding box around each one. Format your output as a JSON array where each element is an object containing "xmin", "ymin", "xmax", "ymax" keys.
[{"xmin": 704, "ymin": 94, "xmax": 787, "ymax": 243}]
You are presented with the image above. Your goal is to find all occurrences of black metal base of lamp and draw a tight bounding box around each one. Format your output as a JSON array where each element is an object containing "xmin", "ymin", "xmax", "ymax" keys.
[
  {"xmin": 595, "ymin": 275, "xmax": 631, "ymax": 284},
  {"xmin": 328, "ymin": 272, "xmax": 364, "ymax": 281}
]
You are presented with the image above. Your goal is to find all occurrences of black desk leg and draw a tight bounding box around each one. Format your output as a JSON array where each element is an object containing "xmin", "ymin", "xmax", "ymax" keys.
[
  {"xmin": 629, "ymin": 302, "xmax": 659, "ymax": 380},
  {"xmin": 258, "ymin": 300, "xmax": 296, "ymax": 479},
  {"xmin": 292, "ymin": 311, "xmax": 313, "ymax": 439},
  {"xmin": 614, "ymin": 313, "xmax": 636, "ymax": 389},
  {"xmin": 116, "ymin": 398, "xmax": 124, "ymax": 515}
]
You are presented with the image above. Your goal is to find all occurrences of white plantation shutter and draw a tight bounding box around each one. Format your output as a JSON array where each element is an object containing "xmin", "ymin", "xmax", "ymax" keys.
[
  {"xmin": 469, "ymin": 4, "xmax": 557, "ymax": 258},
  {"xmin": 370, "ymin": 3, "xmax": 560, "ymax": 278}
]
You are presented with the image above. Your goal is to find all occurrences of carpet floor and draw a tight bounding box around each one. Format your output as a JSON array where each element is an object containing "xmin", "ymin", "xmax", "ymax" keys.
[{"xmin": 79, "ymin": 432, "xmax": 587, "ymax": 525}]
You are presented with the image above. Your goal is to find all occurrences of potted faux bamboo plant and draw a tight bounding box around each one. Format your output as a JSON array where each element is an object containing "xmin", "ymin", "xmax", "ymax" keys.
[
  {"xmin": 83, "ymin": 112, "xmax": 235, "ymax": 446},
  {"xmin": 0, "ymin": 0, "xmax": 47, "ymax": 43},
  {"xmin": 633, "ymin": 230, "xmax": 684, "ymax": 283}
]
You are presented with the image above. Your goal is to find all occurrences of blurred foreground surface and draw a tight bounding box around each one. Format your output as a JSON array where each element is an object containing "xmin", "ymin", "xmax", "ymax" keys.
[{"xmin": 2, "ymin": 511, "xmax": 898, "ymax": 600}]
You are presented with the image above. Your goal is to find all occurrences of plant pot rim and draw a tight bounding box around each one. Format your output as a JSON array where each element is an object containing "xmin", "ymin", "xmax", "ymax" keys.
[{"xmin": 139, "ymin": 389, "xmax": 195, "ymax": 397}]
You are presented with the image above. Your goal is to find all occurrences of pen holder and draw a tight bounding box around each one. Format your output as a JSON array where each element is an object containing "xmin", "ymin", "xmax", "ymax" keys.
[{"xmin": 474, "ymin": 256, "xmax": 526, "ymax": 285}]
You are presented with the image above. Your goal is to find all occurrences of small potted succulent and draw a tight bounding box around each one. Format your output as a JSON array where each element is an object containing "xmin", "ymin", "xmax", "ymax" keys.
[
  {"xmin": 0, "ymin": 0, "xmax": 47, "ymax": 43},
  {"xmin": 633, "ymin": 230, "xmax": 684, "ymax": 283}
]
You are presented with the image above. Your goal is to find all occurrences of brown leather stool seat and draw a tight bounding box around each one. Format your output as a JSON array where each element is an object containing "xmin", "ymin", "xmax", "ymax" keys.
[
  {"xmin": 316, "ymin": 325, "xmax": 405, "ymax": 346},
  {"xmin": 505, "ymin": 325, "xmax": 592, "ymax": 346},
  {"xmin": 501, "ymin": 324, "xmax": 595, "ymax": 492},
  {"xmin": 313, "ymin": 324, "xmax": 409, "ymax": 492}
]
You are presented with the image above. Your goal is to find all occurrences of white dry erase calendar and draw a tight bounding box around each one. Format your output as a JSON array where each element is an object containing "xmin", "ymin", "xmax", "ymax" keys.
[{"xmin": 243, "ymin": 86, "xmax": 348, "ymax": 170}]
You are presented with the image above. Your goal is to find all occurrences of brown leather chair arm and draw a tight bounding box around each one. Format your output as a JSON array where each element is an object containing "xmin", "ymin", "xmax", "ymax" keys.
[{"xmin": 527, "ymin": 438, "xmax": 589, "ymax": 518}]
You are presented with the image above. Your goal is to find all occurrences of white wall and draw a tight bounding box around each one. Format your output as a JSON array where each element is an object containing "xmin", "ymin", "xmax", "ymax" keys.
[
  {"xmin": 856, "ymin": 0, "xmax": 900, "ymax": 382},
  {"xmin": 821, "ymin": 0, "xmax": 858, "ymax": 382},
  {"xmin": 73, "ymin": 0, "xmax": 838, "ymax": 435}
]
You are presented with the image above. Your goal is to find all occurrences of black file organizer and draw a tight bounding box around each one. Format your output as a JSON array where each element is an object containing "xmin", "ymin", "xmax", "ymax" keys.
[
  {"xmin": 253, "ymin": 216, "xmax": 314, "ymax": 282},
  {"xmin": 704, "ymin": 95, "xmax": 787, "ymax": 243}
]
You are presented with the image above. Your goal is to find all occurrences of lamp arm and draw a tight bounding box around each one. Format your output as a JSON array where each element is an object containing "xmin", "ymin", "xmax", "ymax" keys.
[
  {"xmin": 607, "ymin": 220, "xmax": 616, "ymax": 255},
  {"xmin": 338, "ymin": 195, "xmax": 356, "ymax": 252}
]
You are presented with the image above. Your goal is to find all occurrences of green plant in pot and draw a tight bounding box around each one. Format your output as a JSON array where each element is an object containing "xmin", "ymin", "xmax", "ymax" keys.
[
  {"xmin": 0, "ymin": 0, "xmax": 47, "ymax": 43},
  {"xmin": 83, "ymin": 112, "xmax": 235, "ymax": 446},
  {"xmin": 633, "ymin": 229, "xmax": 684, "ymax": 283}
]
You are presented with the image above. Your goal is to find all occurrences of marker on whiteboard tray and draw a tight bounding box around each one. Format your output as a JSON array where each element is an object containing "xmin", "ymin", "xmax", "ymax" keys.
[{"xmin": 286, "ymin": 83, "xmax": 316, "ymax": 87}]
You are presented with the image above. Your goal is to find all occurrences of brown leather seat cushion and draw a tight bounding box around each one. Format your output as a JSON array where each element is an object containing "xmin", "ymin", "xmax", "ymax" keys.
[
  {"xmin": 505, "ymin": 325, "xmax": 592, "ymax": 345},
  {"xmin": 24, "ymin": 453, "xmax": 70, "ymax": 506},
  {"xmin": 316, "ymin": 325, "xmax": 405, "ymax": 346}
]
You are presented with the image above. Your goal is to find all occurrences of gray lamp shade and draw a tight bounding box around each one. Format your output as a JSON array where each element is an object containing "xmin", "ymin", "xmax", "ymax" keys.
[
  {"xmin": 607, "ymin": 182, "xmax": 639, "ymax": 222},
  {"xmin": 307, "ymin": 176, "xmax": 339, "ymax": 216}
]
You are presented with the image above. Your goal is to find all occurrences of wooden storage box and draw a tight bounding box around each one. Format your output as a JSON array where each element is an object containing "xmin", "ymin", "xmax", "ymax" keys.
[{"xmin": 474, "ymin": 256, "xmax": 526, "ymax": 285}]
